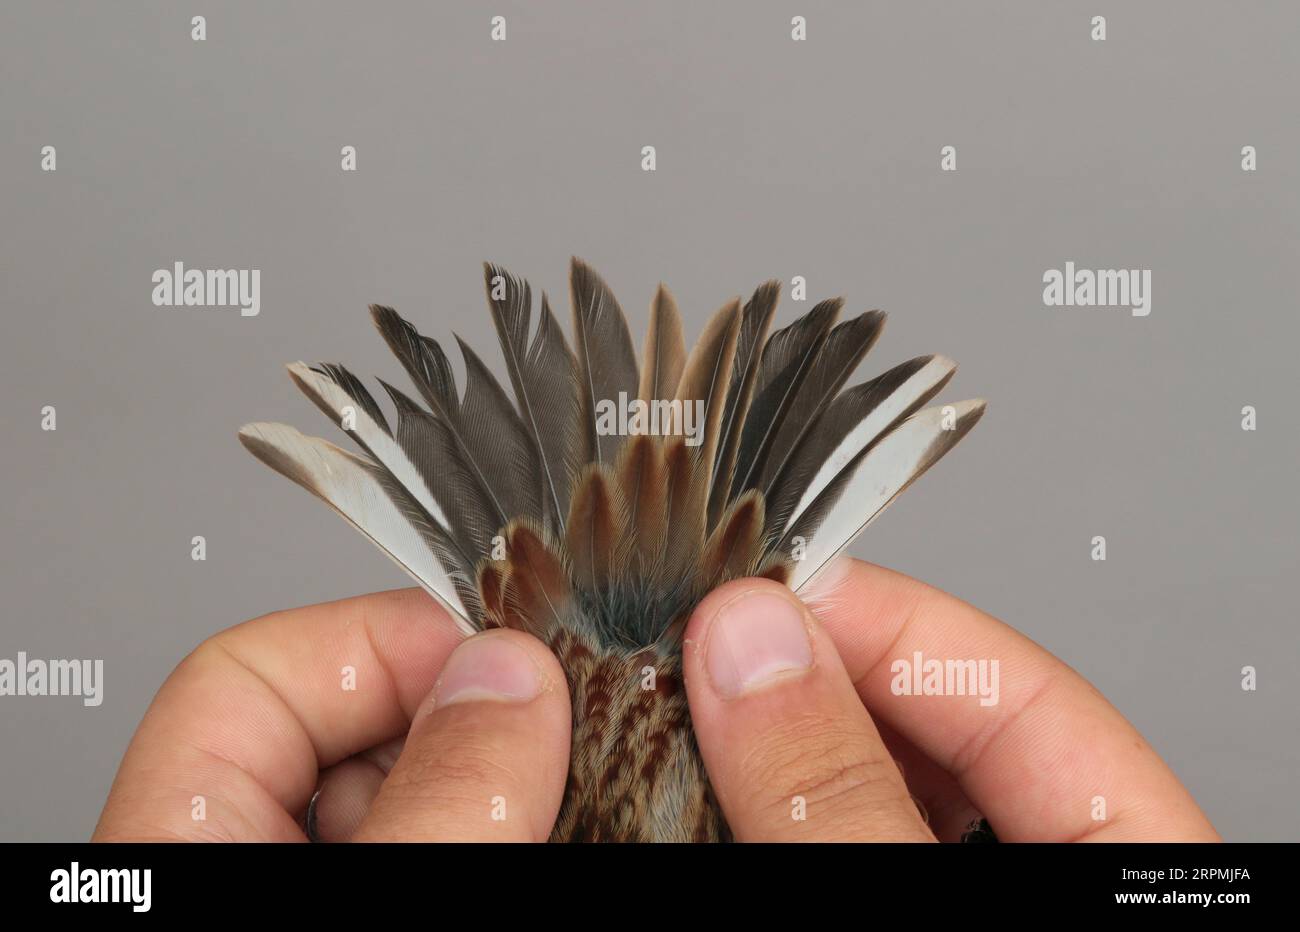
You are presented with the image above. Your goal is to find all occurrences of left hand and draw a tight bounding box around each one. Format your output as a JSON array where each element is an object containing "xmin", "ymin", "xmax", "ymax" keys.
[{"xmin": 94, "ymin": 589, "xmax": 572, "ymax": 841}]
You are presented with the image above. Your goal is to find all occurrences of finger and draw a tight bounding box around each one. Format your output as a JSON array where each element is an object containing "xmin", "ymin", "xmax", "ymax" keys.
[
  {"xmin": 309, "ymin": 738, "xmax": 404, "ymax": 842},
  {"xmin": 682, "ymin": 579, "xmax": 934, "ymax": 842},
  {"xmin": 94, "ymin": 588, "xmax": 462, "ymax": 842},
  {"xmin": 354, "ymin": 629, "xmax": 571, "ymax": 842},
  {"xmin": 875, "ymin": 719, "xmax": 984, "ymax": 842},
  {"xmin": 801, "ymin": 558, "xmax": 1219, "ymax": 841}
]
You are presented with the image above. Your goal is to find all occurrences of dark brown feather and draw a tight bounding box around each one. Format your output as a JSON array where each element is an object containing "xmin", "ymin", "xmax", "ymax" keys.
[
  {"xmin": 660, "ymin": 435, "xmax": 707, "ymax": 582},
  {"xmin": 501, "ymin": 521, "xmax": 571, "ymax": 636},
  {"xmin": 614, "ymin": 434, "xmax": 666, "ymax": 572},
  {"xmin": 638, "ymin": 284, "xmax": 686, "ymax": 407},
  {"xmin": 564, "ymin": 465, "xmax": 626, "ymax": 592},
  {"xmin": 701, "ymin": 490, "xmax": 766, "ymax": 589},
  {"xmin": 477, "ymin": 559, "xmax": 506, "ymax": 628},
  {"xmin": 674, "ymin": 297, "xmax": 741, "ymax": 483}
]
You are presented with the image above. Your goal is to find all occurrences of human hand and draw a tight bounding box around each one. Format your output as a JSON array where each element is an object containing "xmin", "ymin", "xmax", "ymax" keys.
[
  {"xmin": 680, "ymin": 559, "xmax": 1221, "ymax": 841},
  {"xmin": 93, "ymin": 589, "xmax": 574, "ymax": 841},
  {"xmin": 94, "ymin": 560, "xmax": 1219, "ymax": 842}
]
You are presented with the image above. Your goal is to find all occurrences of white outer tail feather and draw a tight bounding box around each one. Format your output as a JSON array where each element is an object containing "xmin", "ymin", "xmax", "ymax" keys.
[
  {"xmin": 789, "ymin": 398, "xmax": 986, "ymax": 593},
  {"xmin": 237, "ymin": 421, "xmax": 475, "ymax": 634}
]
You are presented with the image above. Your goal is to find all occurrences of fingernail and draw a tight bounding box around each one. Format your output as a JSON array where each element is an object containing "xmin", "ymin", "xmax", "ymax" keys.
[
  {"xmin": 433, "ymin": 635, "xmax": 542, "ymax": 708},
  {"xmin": 705, "ymin": 590, "xmax": 813, "ymax": 698}
]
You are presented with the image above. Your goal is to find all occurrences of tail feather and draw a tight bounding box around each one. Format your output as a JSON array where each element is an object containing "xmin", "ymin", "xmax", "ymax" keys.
[
  {"xmin": 753, "ymin": 309, "xmax": 885, "ymax": 498},
  {"xmin": 570, "ymin": 257, "xmax": 639, "ymax": 467},
  {"xmin": 454, "ymin": 335, "xmax": 544, "ymax": 523},
  {"xmin": 660, "ymin": 435, "xmax": 707, "ymax": 584},
  {"xmin": 373, "ymin": 305, "xmax": 542, "ymax": 527},
  {"xmin": 615, "ymin": 434, "xmax": 667, "ymax": 574},
  {"xmin": 728, "ymin": 297, "xmax": 840, "ymax": 500},
  {"xmin": 370, "ymin": 304, "xmax": 459, "ymax": 411},
  {"xmin": 242, "ymin": 261, "xmax": 984, "ymax": 649},
  {"xmin": 483, "ymin": 263, "xmax": 582, "ymax": 533},
  {"xmin": 778, "ymin": 399, "xmax": 987, "ymax": 592},
  {"xmin": 286, "ymin": 362, "xmax": 450, "ymax": 531},
  {"xmin": 701, "ymin": 490, "xmax": 766, "ymax": 590},
  {"xmin": 237, "ymin": 422, "xmax": 476, "ymax": 633},
  {"xmin": 311, "ymin": 362, "xmax": 390, "ymax": 434},
  {"xmin": 674, "ymin": 297, "xmax": 741, "ymax": 490},
  {"xmin": 638, "ymin": 284, "xmax": 686, "ymax": 407},
  {"xmin": 708, "ymin": 281, "xmax": 779, "ymax": 527},
  {"xmin": 377, "ymin": 380, "xmax": 504, "ymax": 564},
  {"xmin": 565, "ymin": 464, "xmax": 627, "ymax": 594},
  {"xmin": 477, "ymin": 559, "xmax": 506, "ymax": 627},
  {"xmin": 762, "ymin": 354, "xmax": 957, "ymax": 543},
  {"xmin": 501, "ymin": 521, "xmax": 572, "ymax": 637}
]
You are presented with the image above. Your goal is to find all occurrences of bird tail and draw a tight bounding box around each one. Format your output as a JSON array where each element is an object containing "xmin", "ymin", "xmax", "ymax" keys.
[{"xmin": 239, "ymin": 259, "xmax": 985, "ymax": 642}]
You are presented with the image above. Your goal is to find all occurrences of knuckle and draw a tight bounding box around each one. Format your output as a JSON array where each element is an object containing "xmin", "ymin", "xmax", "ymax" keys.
[
  {"xmin": 740, "ymin": 712, "xmax": 905, "ymax": 817},
  {"xmin": 178, "ymin": 636, "xmax": 225, "ymax": 674},
  {"xmin": 163, "ymin": 637, "xmax": 244, "ymax": 697},
  {"xmin": 386, "ymin": 721, "xmax": 520, "ymax": 803}
]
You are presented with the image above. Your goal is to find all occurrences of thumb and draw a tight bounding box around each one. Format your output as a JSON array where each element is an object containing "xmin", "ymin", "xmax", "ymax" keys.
[
  {"xmin": 683, "ymin": 579, "xmax": 933, "ymax": 841},
  {"xmin": 353, "ymin": 629, "xmax": 570, "ymax": 841}
]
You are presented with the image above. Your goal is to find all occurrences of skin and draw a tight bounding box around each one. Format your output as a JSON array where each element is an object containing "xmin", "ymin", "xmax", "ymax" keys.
[{"xmin": 93, "ymin": 559, "xmax": 1219, "ymax": 842}]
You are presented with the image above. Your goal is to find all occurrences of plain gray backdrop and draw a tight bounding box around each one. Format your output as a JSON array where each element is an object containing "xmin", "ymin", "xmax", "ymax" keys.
[{"xmin": 2, "ymin": 1, "xmax": 1297, "ymax": 841}]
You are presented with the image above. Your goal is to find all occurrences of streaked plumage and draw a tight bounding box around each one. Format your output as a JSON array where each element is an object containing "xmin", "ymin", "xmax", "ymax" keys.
[{"xmin": 239, "ymin": 259, "xmax": 985, "ymax": 841}]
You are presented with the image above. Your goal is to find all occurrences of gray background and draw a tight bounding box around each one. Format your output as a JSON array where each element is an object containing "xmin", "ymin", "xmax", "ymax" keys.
[{"xmin": 2, "ymin": 1, "xmax": 1297, "ymax": 841}]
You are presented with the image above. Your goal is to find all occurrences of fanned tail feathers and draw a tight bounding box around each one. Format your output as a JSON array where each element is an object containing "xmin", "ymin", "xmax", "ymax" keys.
[{"xmin": 240, "ymin": 258, "xmax": 984, "ymax": 647}]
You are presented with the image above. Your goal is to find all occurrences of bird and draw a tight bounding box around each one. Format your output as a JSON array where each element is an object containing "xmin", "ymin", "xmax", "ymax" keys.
[{"xmin": 238, "ymin": 258, "xmax": 986, "ymax": 842}]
